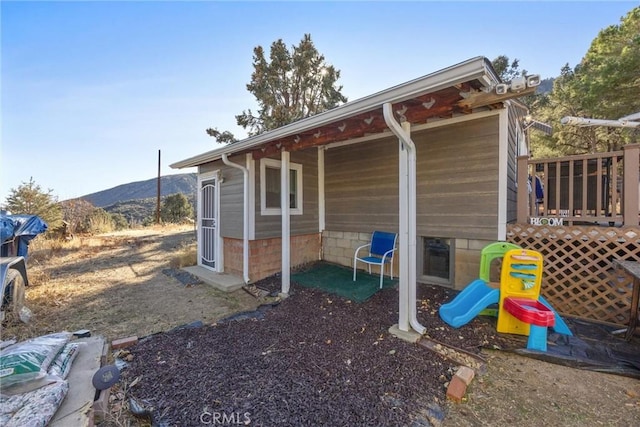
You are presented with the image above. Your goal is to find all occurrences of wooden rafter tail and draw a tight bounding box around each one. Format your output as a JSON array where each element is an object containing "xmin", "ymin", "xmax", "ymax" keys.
[{"xmin": 457, "ymin": 85, "xmax": 536, "ymax": 110}]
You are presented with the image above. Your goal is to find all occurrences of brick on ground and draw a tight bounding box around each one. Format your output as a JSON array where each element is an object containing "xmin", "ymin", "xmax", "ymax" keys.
[
  {"xmin": 455, "ymin": 365, "xmax": 476, "ymax": 386},
  {"xmin": 446, "ymin": 375, "xmax": 468, "ymax": 403}
]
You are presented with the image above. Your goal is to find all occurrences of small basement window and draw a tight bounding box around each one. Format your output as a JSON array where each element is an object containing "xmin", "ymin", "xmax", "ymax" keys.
[
  {"xmin": 419, "ymin": 237, "xmax": 453, "ymax": 286},
  {"xmin": 260, "ymin": 158, "xmax": 303, "ymax": 215}
]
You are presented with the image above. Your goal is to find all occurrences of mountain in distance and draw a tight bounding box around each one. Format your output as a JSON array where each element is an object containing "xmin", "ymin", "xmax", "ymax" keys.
[
  {"xmin": 536, "ymin": 77, "xmax": 554, "ymax": 94},
  {"xmin": 79, "ymin": 173, "xmax": 197, "ymax": 208},
  {"xmin": 74, "ymin": 173, "xmax": 197, "ymax": 224}
]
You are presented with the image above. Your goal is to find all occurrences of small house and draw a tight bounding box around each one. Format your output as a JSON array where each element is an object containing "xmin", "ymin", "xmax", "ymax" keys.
[{"xmin": 172, "ymin": 56, "xmax": 540, "ymax": 334}]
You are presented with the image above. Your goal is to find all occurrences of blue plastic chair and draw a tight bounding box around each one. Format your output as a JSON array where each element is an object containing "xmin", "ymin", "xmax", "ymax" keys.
[{"xmin": 353, "ymin": 231, "xmax": 398, "ymax": 289}]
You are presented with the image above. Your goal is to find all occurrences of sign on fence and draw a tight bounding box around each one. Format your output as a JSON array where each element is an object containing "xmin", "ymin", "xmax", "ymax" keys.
[{"xmin": 529, "ymin": 217, "xmax": 564, "ymax": 226}]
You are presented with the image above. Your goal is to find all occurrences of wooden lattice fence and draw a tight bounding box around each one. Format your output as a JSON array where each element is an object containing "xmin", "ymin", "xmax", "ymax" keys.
[{"xmin": 506, "ymin": 224, "xmax": 640, "ymax": 326}]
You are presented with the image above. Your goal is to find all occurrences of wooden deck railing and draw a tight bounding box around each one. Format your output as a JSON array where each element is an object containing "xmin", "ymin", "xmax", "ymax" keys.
[{"xmin": 517, "ymin": 144, "xmax": 640, "ymax": 226}]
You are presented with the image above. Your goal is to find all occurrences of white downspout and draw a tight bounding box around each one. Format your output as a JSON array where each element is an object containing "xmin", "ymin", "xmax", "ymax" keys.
[
  {"xmin": 497, "ymin": 109, "xmax": 508, "ymax": 241},
  {"xmin": 318, "ymin": 147, "xmax": 326, "ymax": 233},
  {"xmin": 281, "ymin": 150, "xmax": 291, "ymax": 294},
  {"xmin": 396, "ymin": 129, "xmax": 410, "ymax": 332},
  {"xmin": 221, "ymin": 154, "xmax": 250, "ymax": 284},
  {"xmin": 383, "ymin": 102, "xmax": 426, "ymax": 335}
]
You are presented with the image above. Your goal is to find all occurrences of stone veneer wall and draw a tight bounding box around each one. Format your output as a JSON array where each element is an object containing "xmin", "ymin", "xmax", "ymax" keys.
[
  {"xmin": 321, "ymin": 230, "xmax": 400, "ymax": 278},
  {"xmin": 451, "ymin": 238, "xmax": 493, "ymax": 290},
  {"xmin": 223, "ymin": 233, "xmax": 322, "ymax": 282},
  {"xmin": 322, "ymin": 230, "xmax": 492, "ymax": 290},
  {"xmin": 225, "ymin": 230, "xmax": 493, "ymax": 289}
]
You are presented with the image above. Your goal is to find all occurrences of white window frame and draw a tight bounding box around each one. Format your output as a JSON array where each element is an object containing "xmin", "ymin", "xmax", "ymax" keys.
[{"xmin": 260, "ymin": 158, "xmax": 303, "ymax": 216}]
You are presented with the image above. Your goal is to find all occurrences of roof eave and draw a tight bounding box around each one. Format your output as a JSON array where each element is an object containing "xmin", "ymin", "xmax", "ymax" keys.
[{"xmin": 171, "ymin": 56, "xmax": 497, "ymax": 169}]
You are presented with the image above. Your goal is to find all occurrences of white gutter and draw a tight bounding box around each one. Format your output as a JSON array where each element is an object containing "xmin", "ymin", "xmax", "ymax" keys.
[
  {"xmin": 171, "ymin": 57, "xmax": 498, "ymax": 169},
  {"xmin": 221, "ymin": 154, "xmax": 250, "ymax": 284},
  {"xmin": 383, "ymin": 102, "xmax": 426, "ymax": 335}
]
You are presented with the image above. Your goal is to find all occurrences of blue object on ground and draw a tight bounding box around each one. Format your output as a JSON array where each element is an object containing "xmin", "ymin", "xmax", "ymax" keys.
[
  {"xmin": 527, "ymin": 324, "xmax": 549, "ymax": 351},
  {"xmin": 438, "ymin": 278, "xmax": 499, "ymax": 328},
  {"xmin": 538, "ymin": 295, "xmax": 573, "ymax": 336}
]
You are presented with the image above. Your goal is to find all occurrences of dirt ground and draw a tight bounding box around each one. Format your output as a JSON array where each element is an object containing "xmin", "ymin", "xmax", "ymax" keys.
[
  {"xmin": 2, "ymin": 224, "xmax": 259, "ymax": 342},
  {"xmin": 2, "ymin": 226, "xmax": 639, "ymax": 426},
  {"xmin": 445, "ymin": 349, "xmax": 640, "ymax": 427}
]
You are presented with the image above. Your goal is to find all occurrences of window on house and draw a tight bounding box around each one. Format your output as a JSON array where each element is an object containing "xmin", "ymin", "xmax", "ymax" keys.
[
  {"xmin": 260, "ymin": 158, "xmax": 303, "ymax": 215},
  {"xmin": 419, "ymin": 237, "xmax": 453, "ymax": 286}
]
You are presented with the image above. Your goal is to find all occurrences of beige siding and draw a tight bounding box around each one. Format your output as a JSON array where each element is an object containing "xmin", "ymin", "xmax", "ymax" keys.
[
  {"xmin": 254, "ymin": 149, "xmax": 319, "ymax": 239},
  {"xmin": 325, "ymin": 116, "xmax": 502, "ymax": 240},
  {"xmin": 200, "ymin": 157, "xmax": 245, "ymax": 239},
  {"xmin": 414, "ymin": 117, "xmax": 500, "ymax": 240},
  {"xmin": 325, "ymin": 137, "xmax": 399, "ymax": 233}
]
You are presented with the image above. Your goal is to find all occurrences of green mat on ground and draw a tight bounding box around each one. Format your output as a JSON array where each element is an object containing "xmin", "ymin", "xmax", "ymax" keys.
[{"xmin": 291, "ymin": 262, "xmax": 397, "ymax": 303}]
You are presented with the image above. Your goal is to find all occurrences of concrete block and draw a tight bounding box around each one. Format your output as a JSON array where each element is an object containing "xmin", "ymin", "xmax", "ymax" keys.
[
  {"xmin": 327, "ymin": 246, "xmax": 340, "ymax": 258},
  {"xmin": 468, "ymin": 239, "xmax": 493, "ymax": 251},
  {"xmin": 455, "ymin": 238, "xmax": 470, "ymax": 250},
  {"xmin": 455, "ymin": 366, "xmax": 476, "ymax": 386},
  {"xmin": 388, "ymin": 324, "xmax": 421, "ymax": 343},
  {"xmin": 324, "ymin": 237, "xmax": 337, "ymax": 249},
  {"xmin": 446, "ymin": 375, "xmax": 467, "ymax": 403},
  {"xmin": 343, "ymin": 231, "xmax": 358, "ymax": 240},
  {"xmin": 359, "ymin": 232, "xmax": 371, "ymax": 241},
  {"xmin": 454, "ymin": 248, "xmax": 478, "ymax": 266},
  {"xmin": 111, "ymin": 336, "xmax": 138, "ymax": 350},
  {"xmin": 337, "ymin": 239, "xmax": 351, "ymax": 249}
]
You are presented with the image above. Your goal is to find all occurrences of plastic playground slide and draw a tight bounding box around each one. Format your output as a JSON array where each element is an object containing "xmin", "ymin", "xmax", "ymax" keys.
[
  {"xmin": 538, "ymin": 295, "xmax": 572, "ymax": 336},
  {"xmin": 439, "ymin": 279, "xmax": 573, "ymax": 336},
  {"xmin": 438, "ymin": 279, "xmax": 499, "ymax": 328}
]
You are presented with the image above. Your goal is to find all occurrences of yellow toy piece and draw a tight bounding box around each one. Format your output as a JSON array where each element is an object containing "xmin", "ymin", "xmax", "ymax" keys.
[{"xmin": 496, "ymin": 249, "xmax": 544, "ymax": 335}]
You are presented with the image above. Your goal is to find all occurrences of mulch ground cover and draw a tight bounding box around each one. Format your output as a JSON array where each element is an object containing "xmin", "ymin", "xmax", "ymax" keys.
[{"xmin": 121, "ymin": 271, "xmax": 506, "ymax": 427}]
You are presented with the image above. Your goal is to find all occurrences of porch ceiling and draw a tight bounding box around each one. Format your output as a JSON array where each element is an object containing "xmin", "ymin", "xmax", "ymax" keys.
[
  {"xmin": 251, "ymin": 83, "xmax": 534, "ymax": 160},
  {"xmin": 254, "ymin": 86, "xmax": 471, "ymax": 159}
]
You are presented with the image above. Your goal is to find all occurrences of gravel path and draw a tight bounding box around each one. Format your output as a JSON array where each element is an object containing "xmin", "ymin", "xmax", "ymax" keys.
[{"xmin": 122, "ymin": 278, "xmax": 500, "ymax": 426}]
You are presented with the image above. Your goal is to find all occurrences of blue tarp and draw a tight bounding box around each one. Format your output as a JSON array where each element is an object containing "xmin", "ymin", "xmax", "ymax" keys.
[
  {"xmin": 0, "ymin": 216, "xmax": 15, "ymax": 246},
  {"xmin": 0, "ymin": 214, "xmax": 48, "ymax": 258}
]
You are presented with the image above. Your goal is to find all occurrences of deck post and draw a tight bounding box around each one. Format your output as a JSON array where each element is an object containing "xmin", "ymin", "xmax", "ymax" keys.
[
  {"xmin": 623, "ymin": 144, "xmax": 640, "ymax": 226},
  {"xmin": 517, "ymin": 155, "xmax": 530, "ymax": 223}
]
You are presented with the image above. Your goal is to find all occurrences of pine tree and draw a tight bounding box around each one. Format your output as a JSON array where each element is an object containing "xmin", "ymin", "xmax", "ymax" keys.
[
  {"xmin": 531, "ymin": 7, "xmax": 640, "ymax": 156},
  {"xmin": 207, "ymin": 34, "xmax": 347, "ymax": 142},
  {"xmin": 3, "ymin": 177, "xmax": 62, "ymax": 229}
]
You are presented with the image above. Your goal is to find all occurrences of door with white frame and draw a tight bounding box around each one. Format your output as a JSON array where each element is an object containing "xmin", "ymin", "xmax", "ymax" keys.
[{"xmin": 198, "ymin": 172, "xmax": 220, "ymax": 271}]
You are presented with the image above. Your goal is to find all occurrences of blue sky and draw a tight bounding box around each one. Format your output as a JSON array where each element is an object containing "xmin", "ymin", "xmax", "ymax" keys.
[{"xmin": 1, "ymin": 1, "xmax": 637, "ymax": 202}]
